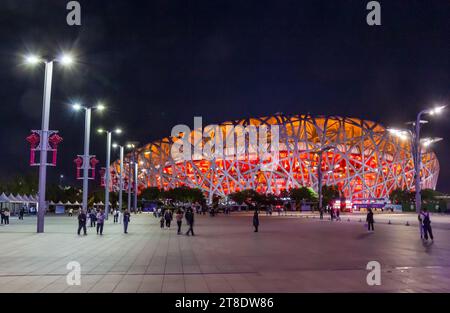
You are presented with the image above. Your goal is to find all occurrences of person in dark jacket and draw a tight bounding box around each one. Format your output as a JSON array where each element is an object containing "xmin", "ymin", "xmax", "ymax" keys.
[
  {"xmin": 253, "ymin": 210, "xmax": 259, "ymax": 232},
  {"xmin": 366, "ymin": 208, "xmax": 374, "ymax": 232},
  {"xmin": 420, "ymin": 208, "xmax": 434, "ymax": 241},
  {"xmin": 123, "ymin": 209, "xmax": 131, "ymax": 234},
  {"xmin": 77, "ymin": 210, "xmax": 87, "ymax": 236},
  {"xmin": 19, "ymin": 206, "xmax": 25, "ymax": 220},
  {"xmin": 164, "ymin": 209, "xmax": 173, "ymax": 228},
  {"xmin": 185, "ymin": 208, "xmax": 195, "ymax": 236}
]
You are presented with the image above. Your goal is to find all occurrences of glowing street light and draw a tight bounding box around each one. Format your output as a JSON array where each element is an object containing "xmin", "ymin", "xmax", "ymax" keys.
[
  {"xmin": 389, "ymin": 103, "xmax": 446, "ymax": 238},
  {"xmin": 23, "ymin": 51, "xmax": 75, "ymax": 233},
  {"xmin": 59, "ymin": 53, "xmax": 74, "ymax": 66},
  {"xmin": 73, "ymin": 103, "xmax": 106, "ymax": 212},
  {"xmin": 113, "ymin": 143, "xmax": 125, "ymax": 211},
  {"xmin": 126, "ymin": 141, "xmax": 139, "ymax": 212},
  {"xmin": 97, "ymin": 127, "xmax": 122, "ymax": 219}
]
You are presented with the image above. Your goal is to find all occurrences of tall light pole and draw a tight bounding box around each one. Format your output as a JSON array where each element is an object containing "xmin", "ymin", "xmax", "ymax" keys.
[
  {"xmin": 98, "ymin": 128, "xmax": 122, "ymax": 219},
  {"xmin": 24, "ymin": 53, "xmax": 74, "ymax": 233},
  {"xmin": 315, "ymin": 145, "xmax": 336, "ymax": 212},
  {"xmin": 388, "ymin": 104, "xmax": 446, "ymax": 236},
  {"xmin": 113, "ymin": 143, "xmax": 125, "ymax": 211},
  {"xmin": 413, "ymin": 105, "xmax": 446, "ymax": 215},
  {"xmin": 73, "ymin": 103, "xmax": 105, "ymax": 212},
  {"xmin": 126, "ymin": 142, "xmax": 139, "ymax": 212}
]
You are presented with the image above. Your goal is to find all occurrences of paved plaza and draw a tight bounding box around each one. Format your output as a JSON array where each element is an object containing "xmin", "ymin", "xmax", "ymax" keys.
[{"xmin": 1, "ymin": 212, "xmax": 450, "ymax": 293}]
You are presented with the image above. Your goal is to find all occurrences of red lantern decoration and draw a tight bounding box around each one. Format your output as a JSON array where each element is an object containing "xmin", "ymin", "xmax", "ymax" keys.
[
  {"xmin": 48, "ymin": 133, "xmax": 63, "ymax": 166},
  {"xmin": 74, "ymin": 156, "xmax": 83, "ymax": 179},
  {"xmin": 26, "ymin": 132, "xmax": 40, "ymax": 166}
]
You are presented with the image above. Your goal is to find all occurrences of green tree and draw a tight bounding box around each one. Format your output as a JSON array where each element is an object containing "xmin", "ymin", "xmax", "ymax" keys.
[
  {"xmin": 139, "ymin": 187, "xmax": 162, "ymax": 201},
  {"xmin": 290, "ymin": 187, "xmax": 318, "ymax": 206},
  {"xmin": 322, "ymin": 185, "xmax": 340, "ymax": 207}
]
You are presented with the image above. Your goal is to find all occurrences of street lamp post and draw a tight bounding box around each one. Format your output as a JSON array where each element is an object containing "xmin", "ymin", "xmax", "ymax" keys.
[
  {"xmin": 314, "ymin": 145, "xmax": 336, "ymax": 212},
  {"xmin": 98, "ymin": 128, "xmax": 122, "ymax": 219},
  {"xmin": 126, "ymin": 142, "xmax": 139, "ymax": 212},
  {"xmin": 413, "ymin": 106, "xmax": 446, "ymax": 215},
  {"xmin": 134, "ymin": 160, "xmax": 139, "ymax": 212},
  {"xmin": 388, "ymin": 104, "xmax": 446, "ymax": 237},
  {"xmin": 24, "ymin": 53, "xmax": 74, "ymax": 233},
  {"xmin": 73, "ymin": 103, "xmax": 105, "ymax": 212},
  {"xmin": 82, "ymin": 107, "xmax": 92, "ymax": 213}
]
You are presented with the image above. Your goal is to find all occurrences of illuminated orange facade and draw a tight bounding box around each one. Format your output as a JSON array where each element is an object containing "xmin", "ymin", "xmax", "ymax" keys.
[{"xmin": 111, "ymin": 114, "xmax": 439, "ymax": 201}]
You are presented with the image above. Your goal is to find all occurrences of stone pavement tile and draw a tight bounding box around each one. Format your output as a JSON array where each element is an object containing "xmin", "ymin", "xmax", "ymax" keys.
[
  {"xmin": 138, "ymin": 275, "xmax": 164, "ymax": 293},
  {"xmin": 182, "ymin": 265, "xmax": 202, "ymax": 274},
  {"xmin": 89, "ymin": 274, "xmax": 123, "ymax": 293},
  {"xmin": 64, "ymin": 275, "xmax": 104, "ymax": 293},
  {"xmin": 18, "ymin": 275, "xmax": 61, "ymax": 293},
  {"xmin": 162, "ymin": 275, "xmax": 186, "ymax": 293},
  {"xmin": 224, "ymin": 274, "xmax": 258, "ymax": 292},
  {"xmin": 204, "ymin": 274, "xmax": 234, "ymax": 292},
  {"xmin": 184, "ymin": 275, "xmax": 210, "ymax": 293},
  {"xmin": 40, "ymin": 277, "xmax": 70, "ymax": 293},
  {"xmin": 113, "ymin": 275, "xmax": 143, "ymax": 293}
]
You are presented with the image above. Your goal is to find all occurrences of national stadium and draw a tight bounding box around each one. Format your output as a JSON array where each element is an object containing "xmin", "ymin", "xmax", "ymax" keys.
[{"xmin": 110, "ymin": 114, "xmax": 439, "ymax": 202}]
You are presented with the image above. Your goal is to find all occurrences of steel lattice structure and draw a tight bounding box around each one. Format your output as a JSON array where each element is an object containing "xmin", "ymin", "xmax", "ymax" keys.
[{"xmin": 111, "ymin": 114, "xmax": 439, "ymax": 201}]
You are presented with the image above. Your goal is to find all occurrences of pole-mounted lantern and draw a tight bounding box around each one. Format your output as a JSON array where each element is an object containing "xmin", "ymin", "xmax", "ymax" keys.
[
  {"xmin": 74, "ymin": 155, "xmax": 99, "ymax": 180},
  {"xmin": 27, "ymin": 130, "xmax": 62, "ymax": 166}
]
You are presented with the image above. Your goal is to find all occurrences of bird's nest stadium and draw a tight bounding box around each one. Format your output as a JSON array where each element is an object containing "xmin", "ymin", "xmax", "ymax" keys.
[{"xmin": 110, "ymin": 114, "xmax": 439, "ymax": 202}]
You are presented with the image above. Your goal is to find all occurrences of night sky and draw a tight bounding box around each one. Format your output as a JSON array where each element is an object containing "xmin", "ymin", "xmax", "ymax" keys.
[{"xmin": 0, "ymin": 1, "xmax": 448, "ymax": 192}]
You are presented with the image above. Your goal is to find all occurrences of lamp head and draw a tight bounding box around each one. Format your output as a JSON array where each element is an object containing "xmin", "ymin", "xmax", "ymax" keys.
[
  {"xmin": 25, "ymin": 54, "xmax": 41, "ymax": 65},
  {"xmin": 72, "ymin": 103, "xmax": 82, "ymax": 111},
  {"xmin": 58, "ymin": 53, "xmax": 74, "ymax": 66}
]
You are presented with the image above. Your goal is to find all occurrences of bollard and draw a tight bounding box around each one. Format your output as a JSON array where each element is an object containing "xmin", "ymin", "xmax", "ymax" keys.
[
  {"xmin": 359, "ymin": 218, "xmax": 362, "ymax": 222},
  {"xmin": 388, "ymin": 220, "xmax": 391, "ymax": 225},
  {"xmin": 347, "ymin": 218, "xmax": 350, "ymax": 222},
  {"xmin": 406, "ymin": 221, "xmax": 410, "ymax": 226}
]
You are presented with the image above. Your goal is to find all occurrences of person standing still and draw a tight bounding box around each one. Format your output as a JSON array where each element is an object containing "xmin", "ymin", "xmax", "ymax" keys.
[
  {"xmin": 96, "ymin": 209, "xmax": 105, "ymax": 235},
  {"xmin": 185, "ymin": 208, "xmax": 195, "ymax": 236},
  {"xmin": 4, "ymin": 210, "xmax": 9, "ymax": 225},
  {"xmin": 77, "ymin": 210, "xmax": 87, "ymax": 236},
  {"xmin": 253, "ymin": 210, "xmax": 259, "ymax": 232},
  {"xmin": 176, "ymin": 209, "xmax": 183, "ymax": 235},
  {"xmin": 123, "ymin": 209, "xmax": 131, "ymax": 234},
  {"xmin": 366, "ymin": 208, "xmax": 374, "ymax": 232},
  {"xmin": 420, "ymin": 208, "xmax": 434, "ymax": 241}
]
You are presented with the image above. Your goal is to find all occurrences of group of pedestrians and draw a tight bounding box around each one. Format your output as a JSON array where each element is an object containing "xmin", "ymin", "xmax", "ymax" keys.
[
  {"xmin": 0, "ymin": 209, "xmax": 10, "ymax": 224},
  {"xmin": 158, "ymin": 207, "xmax": 195, "ymax": 236},
  {"xmin": 77, "ymin": 208, "xmax": 131, "ymax": 236}
]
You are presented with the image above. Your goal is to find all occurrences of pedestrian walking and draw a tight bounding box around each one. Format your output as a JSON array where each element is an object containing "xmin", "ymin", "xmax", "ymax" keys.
[
  {"xmin": 319, "ymin": 208, "xmax": 324, "ymax": 220},
  {"xmin": 77, "ymin": 210, "xmax": 87, "ymax": 236},
  {"xmin": 366, "ymin": 208, "xmax": 374, "ymax": 232},
  {"xmin": 185, "ymin": 208, "xmax": 195, "ymax": 236},
  {"xmin": 96, "ymin": 209, "xmax": 105, "ymax": 235},
  {"xmin": 175, "ymin": 209, "xmax": 183, "ymax": 235},
  {"xmin": 90, "ymin": 209, "xmax": 97, "ymax": 227},
  {"xmin": 164, "ymin": 209, "xmax": 172, "ymax": 228},
  {"xmin": 19, "ymin": 206, "xmax": 25, "ymax": 220},
  {"xmin": 336, "ymin": 209, "xmax": 341, "ymax": 221},
  {"xmin": 420, "ymin": 208, "xmax": 434, "ymax": 241},
  {"xmin": 113, "ymin": 209, "xmax": 119, "ymax": 223},
  {"xmin": 123, "ymin": 209, "xmax": 130, "ymax": 233},
  {"xmin": 0, "ymin": 209, "xmax": 5, "ymax": 224},
  {"xmin": 253, "ymin": 210, "xmax": 259, "ymax": 232}
]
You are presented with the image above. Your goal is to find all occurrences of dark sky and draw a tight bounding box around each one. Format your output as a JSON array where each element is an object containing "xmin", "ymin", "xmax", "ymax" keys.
[{"xmin": 0, "ymin": 0, "xmax": 449, "ymax": 191}]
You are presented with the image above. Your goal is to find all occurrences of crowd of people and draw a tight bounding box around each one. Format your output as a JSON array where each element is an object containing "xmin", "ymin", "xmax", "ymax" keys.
[
  {"xmin": 155, "ymin": 207, "xmax": 195, "ymax": 236},
  {"xmin": 76, "ymin": 207, "xmax": 132, "ymax": 236}
]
